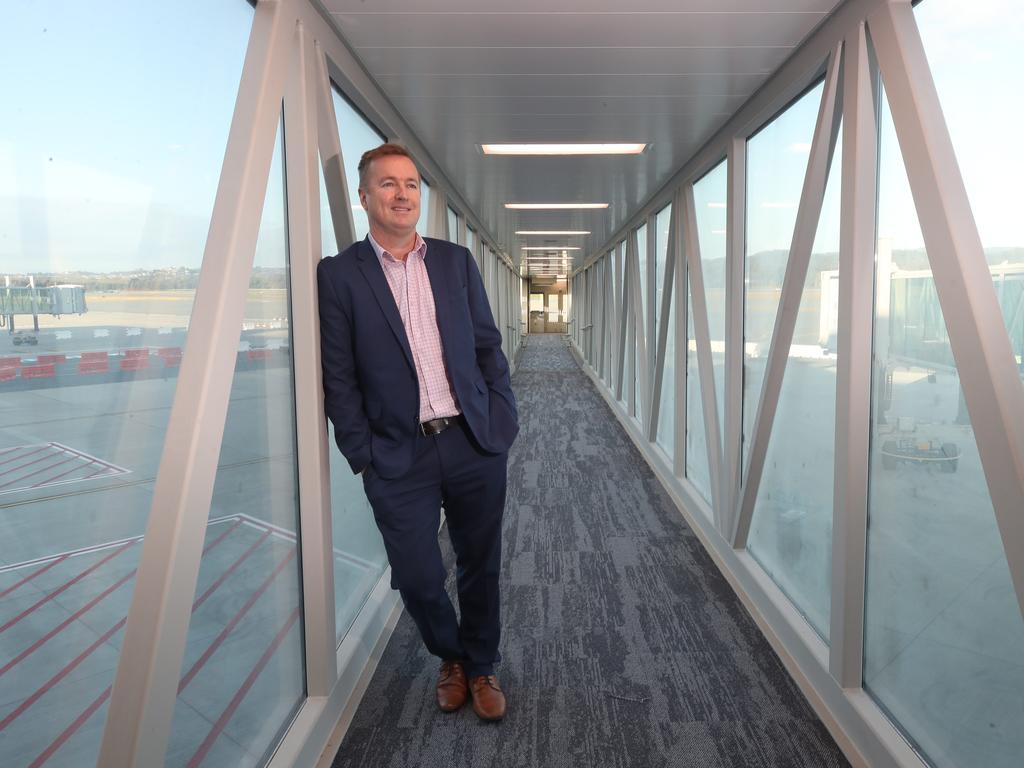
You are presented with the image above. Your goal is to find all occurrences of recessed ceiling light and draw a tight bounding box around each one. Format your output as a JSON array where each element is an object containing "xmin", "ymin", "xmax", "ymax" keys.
[
  {"xmin": 483, "ymin": 143, "xmax": 646, "ymax": 156},
  {"xmin": 505, "ymin": 203, "xmax": 608, "ymax": 210},
  {"xmin": 515, "ymin": 230, "xmax": 590, "ymax": 236},
  {"xmin": 521, "ymin": 246, "xmax": 581, "ymax": 251}
]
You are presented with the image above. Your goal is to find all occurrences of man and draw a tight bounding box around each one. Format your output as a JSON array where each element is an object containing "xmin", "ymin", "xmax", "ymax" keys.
[{"xmin": 317, "ymin": 143, "xmax": 518, "ymax": 721}]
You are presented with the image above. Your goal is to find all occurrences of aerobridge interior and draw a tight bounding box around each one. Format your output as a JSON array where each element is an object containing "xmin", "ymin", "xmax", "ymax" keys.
[{"xmin": 1, "ymin": 1, "xmax": 1022, "ymax": 768}]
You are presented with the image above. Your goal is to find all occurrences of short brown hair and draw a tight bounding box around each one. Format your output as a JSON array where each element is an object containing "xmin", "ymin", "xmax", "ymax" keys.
[{"xmin": 358, "ymin": 143, "xmax": 417, "ymax": 189}]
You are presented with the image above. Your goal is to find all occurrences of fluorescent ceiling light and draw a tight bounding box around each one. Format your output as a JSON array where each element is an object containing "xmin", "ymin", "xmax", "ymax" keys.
[
  {"xmin": 515, "ymin": 230, "xmax": 590, "ymax": 236},
  {"xmin": 521, "ymin": 246, "xmax": 581, "ymax": 251},
  {"xmin": 505, "ymin": 203, "xmax": 608, "ymax": 210},
  {"xmin": 483, "ymin": 143, "xmax": 645, "ymax": 156}
]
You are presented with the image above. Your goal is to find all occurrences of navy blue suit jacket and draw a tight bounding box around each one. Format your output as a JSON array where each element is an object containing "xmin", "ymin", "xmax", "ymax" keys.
[{"xmin": 317, "ymin": 236, "xmax": 518, "ymax": 479}]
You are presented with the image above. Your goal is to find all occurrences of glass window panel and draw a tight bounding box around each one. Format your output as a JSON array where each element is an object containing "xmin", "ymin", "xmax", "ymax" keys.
[
  {"xmin": 319, "ymin": 165, "xmax": 338, "ymax": 258},
  {"xmin": 0, "ymin": 2, "xmax": 251, "ymax": 763},
  {"xmin": 332, "ymin": 89, "xmax": 385, "ymax": 243},
  {"xmin": 618, "ymin": 242, "xmax": 631, "ymax": 407},
  {"xmin": 693, "ymin": 161, "xmax": 728, "ymax": 446},
  {"xmin": 863, "ymin": 7, "xmax": 1024, "ymax": 765},
  {"xmin": 655, "ymin": 205, "xmax": 675, "ymax": 457},
  {"xmin": 685, "ymin": 285, "xmax": 712, "ymax": 507},
  {"xmin": 635, "ymin": 224, "xmax": 648, "ymax": 422},
  {"xmin": 748, "ymin": 126, "xmax": 842, "ymax": 641},
  {"xmin": 447, "ymin": 207, "xmax": 458, "ymax": 244},
  {"xmin": 743, "ymin": 83, "xmax": 823, "ymax": 470},
  {"xmin": 466, "ymin": 228, "xmax": 476, "ymax": 262},
  {"xmin": 168, "ymin": 116, "xmax": 305, "ymax": 767},
  {"xmin": 418, "ymin": 178, "xmax": 430, "ymax": 237}
]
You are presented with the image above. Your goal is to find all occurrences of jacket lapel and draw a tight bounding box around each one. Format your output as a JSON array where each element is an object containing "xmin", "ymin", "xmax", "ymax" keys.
[{"xmin": 356, "ymin": 239, "xmax": 415, "ymax": 371}]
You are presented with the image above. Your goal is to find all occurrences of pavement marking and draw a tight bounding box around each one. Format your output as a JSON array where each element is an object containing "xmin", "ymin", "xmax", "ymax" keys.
[{"xmin": 0, "ymin": 442, "xmax": 130, "ymax": 496}]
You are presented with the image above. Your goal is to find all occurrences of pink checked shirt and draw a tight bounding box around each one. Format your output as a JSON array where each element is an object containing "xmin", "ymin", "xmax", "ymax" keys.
[{"xmin": 368, "ymin": 232, "xmax": 460, "ymax": 423}]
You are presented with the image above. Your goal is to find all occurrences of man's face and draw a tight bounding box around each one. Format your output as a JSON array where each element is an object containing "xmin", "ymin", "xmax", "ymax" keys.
[{"xmin": 359, "ymin": 154, "xmax": 421, "ymax": 241}]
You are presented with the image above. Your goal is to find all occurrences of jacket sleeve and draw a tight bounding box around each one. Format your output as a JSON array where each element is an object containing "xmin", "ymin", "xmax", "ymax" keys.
[
  {"xmin": 464, "ymin": 247, "xmax": 519, "ymax": 426},
  {"xmin": 317, "ymin": 258, "xmax": 371, "ymax": 474}
]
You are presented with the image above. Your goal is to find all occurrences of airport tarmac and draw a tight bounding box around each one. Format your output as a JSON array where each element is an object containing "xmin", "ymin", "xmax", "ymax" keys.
[{"xmin": 0, "ymin": 308, "xmax": 387, "ymax": 766}]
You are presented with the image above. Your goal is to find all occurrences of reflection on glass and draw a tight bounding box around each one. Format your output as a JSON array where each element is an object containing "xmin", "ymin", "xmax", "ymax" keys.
[
  {"xmin": 418, "ymin": 179, "xmax": 431, "ymax": 237},
  {"xmin": 447, "ymin": 207, "xmax": 459, "ymax": 244},
  {"xmin": 693, "ymin": 161, "xmax": 728, "ymax": 444},
  {"xmin": 863, "ymin": 5, "xmax": 1024, "ymax": 765},
  {"xmin": 169, "ymin": 119, "xmax": 305, "ymax": 767},
  {"xmin": 0, "ymin": 2, "xmax": 251, "ymax": 764},
  {"xmin": 332, "ymin": 89, "xmax": 386, "ymax": 243},
  {"xmin": 743, "ymin": 83, "xmax": 823, "ymax": 470},
  {"xmin": 654, "ymin": 205, "xmax": 675, "ymax": 457},
  {"xmin": 635, "ymin": 224, "xmax": 648, "ymax": 423},
  {"xmin": 319, "ymin": 166, "xmax": 338, "ymax": 258},
  {"xmin": 748, "ymin": 127, "xmax": 841, "ymax": 641}
]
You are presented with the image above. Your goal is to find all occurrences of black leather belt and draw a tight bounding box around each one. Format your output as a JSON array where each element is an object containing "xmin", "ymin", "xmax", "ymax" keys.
[{"xmin": 420, "ymin": 414, "xmax": 461, "ymax": 436}]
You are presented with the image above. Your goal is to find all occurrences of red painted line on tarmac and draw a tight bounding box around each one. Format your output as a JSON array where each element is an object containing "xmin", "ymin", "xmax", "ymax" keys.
[
  {"xmin": 192, "ymin": 530, "xmax": 272, "ymax": 613},
  {"xmin": 0, "ymin": 554, "xmax": 70, "ymax": 599},
  {"xmin": 27, "ymin": 685, "xmax": 111, "ymax": 768},
  {"xmin": 0, "ymin": 454, "xmax": 83, "ymax": 491},
  {"xmin": 32, "ymin": 457, "xmax": 99, "ymax": 488},
  {"xmin": 0, "ymin": 567, "xmax": 134, "ymax": 678},
  {"xmin": 187, "ymin": 606, "xmax": 301, "ymax": 768},
  {"xmin": 0, "ymin": 542, "xmax": 135, "ymax": 634},
  {"xmin": 49, "ymin": 442, "xmax": 122, "ymax": 472},
  {"xmin": 0, "ymin": 520, "xmax": 246, "ymax": 739},
  {"xmin": 83, "ymin": 464, "xmax": 117, "ymax": 480},
  {"xmin": 0, "ymin": 613, "xmax": 124, "ymax": 732},
  {"xmin": 177, "ymin": 549, "xmax": 297, "ymax": 693},
  {"xmin": 0, "ymin": 445, "xmax": 49, "ymax": 471}
]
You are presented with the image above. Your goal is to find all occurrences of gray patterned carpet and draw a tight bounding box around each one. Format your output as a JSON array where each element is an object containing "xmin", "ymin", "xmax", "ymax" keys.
[{"xmin": 332, "ymin": 334, "xmax": 849, "ymax": 768}]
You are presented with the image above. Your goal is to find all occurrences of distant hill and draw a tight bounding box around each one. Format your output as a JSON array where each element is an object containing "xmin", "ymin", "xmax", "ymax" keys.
[{"xmin": 6, "ymin": 267, "xmax": 288, "ymax": 291}]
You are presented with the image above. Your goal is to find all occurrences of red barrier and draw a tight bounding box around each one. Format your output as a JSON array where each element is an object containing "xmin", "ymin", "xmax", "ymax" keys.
[
  {"xmin": 37, "ymin": 354, "xmax": 66, "ymax": 365},
  {"xmin": 247, "ymin": 348, "xmax": 272, "ymax": 362},
  {"xmin": 0, "ymin": 368, "xmax": 15, "ymax": 383},
  {"xmin": 0, "ymin": 357, "xmax": 20, "ymax": 369},
  {"xmin": 79, "ymin": 360, "xmax": 109, "ymax": 374},
  {"xmin": 81, "ymin": 352, "xmax": 108, "ymax": 364},
  {"xmin": 158, "ymin": 347, "xmax": 183, "ymax": 368},
  {"xmin": 123, "ymin": 348, "xmax": 149, "ymax": 360},
  {"xmin": 21, "ymin": 364, "xmax": 56, "ymax": 380},
  {"xmin": 120, "ymin": 356, "xmax": 150, "ymax": 372}
]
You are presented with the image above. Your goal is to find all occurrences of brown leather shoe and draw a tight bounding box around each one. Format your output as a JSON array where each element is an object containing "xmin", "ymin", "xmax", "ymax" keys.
[
  {"xmin": 436, "ymin": 661, "xmax": 469, "ymax": 712},
  {"xmin": 469, "ymin": 674, "xmax": 506, "ymax": 721}
]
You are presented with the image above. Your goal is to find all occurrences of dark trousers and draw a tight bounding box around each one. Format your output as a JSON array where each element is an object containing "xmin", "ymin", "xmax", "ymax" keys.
[{"xmin": 362, "ymin": 417, "xmax": 507, "ymax": 678}]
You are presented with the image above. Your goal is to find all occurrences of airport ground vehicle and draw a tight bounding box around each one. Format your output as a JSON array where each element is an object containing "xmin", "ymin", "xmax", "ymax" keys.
[
  {"xmin": 12, "ymin": 331, "xmax": 38, "ymax": 346},
  {"xmin": 880, "ymin": 435, "xmax": 960, "ymax": 472}
]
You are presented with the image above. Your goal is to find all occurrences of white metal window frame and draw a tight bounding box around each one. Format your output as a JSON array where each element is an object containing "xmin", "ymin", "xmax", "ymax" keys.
[
  {"xmin": 568, "ymin": 0, "xmax": 1024, "ymax": 766},
  {"xmin": 90, "ymin": 0, "xmax": 523, "ymax": 765}
]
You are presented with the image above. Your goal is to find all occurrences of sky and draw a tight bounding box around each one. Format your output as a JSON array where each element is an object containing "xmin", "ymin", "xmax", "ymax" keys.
[{"xmin": 0, "ymin": 0, "xmax": 1021, "ymax": 274}]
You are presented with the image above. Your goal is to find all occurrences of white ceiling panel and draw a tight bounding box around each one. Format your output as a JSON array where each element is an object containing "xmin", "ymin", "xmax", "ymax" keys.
[
  {"xmin": 375, "ymin": 73, "xmax": 765, "ymax": 99},
  {"xmin": 331, "ymin": 13, "xmax": 825, "ymax": 48},
  {"xmin": 354, "ymin": 47, "xmax": 786, "ymax": 77},
  {"xmin": 320, "ymin": 0, "xmax": 842, "ymax": 276}
]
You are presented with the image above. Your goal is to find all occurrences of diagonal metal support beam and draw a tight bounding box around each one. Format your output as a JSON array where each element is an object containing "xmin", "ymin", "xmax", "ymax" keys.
[
  {"xmin": 723, "ymin": 141, "xmax": 745, "ymax": 539},
  {"xmin": 648, "ymin": 196, "xmax": 680, "ymax": 443},
  {"xmin": 285, "ymin": 18, "xmax": 337, "ymax": 696},
  {"xmin": 671, "ymin": 191, "xmax": 688, "ymax": 477},
  {"xmin": 870, "ymin": 1, "xmax": 1024, "ymax": 621},
  {"xmin": 733, "ymin": 43, "xmax": 843, "ymax": 549},
  {"xmin": 628, "ymin": 228, "xmax": 651, "ymax": 424},
  {"xmin": 683, "ymin": 184, "xmax": 726, "ymax": 530},
  {"xmin": 313, "ymin": 40, "xmax": 355, "ymax": 250},
  {"xmin": 830, "ymin": 22, "xmax": 876, "ymax": 688}
]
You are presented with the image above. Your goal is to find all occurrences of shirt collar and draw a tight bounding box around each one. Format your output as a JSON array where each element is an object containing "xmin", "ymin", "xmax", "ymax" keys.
[{"xmin": 368, "ymin": 231, "xmax": 427, "ymax": 264}]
